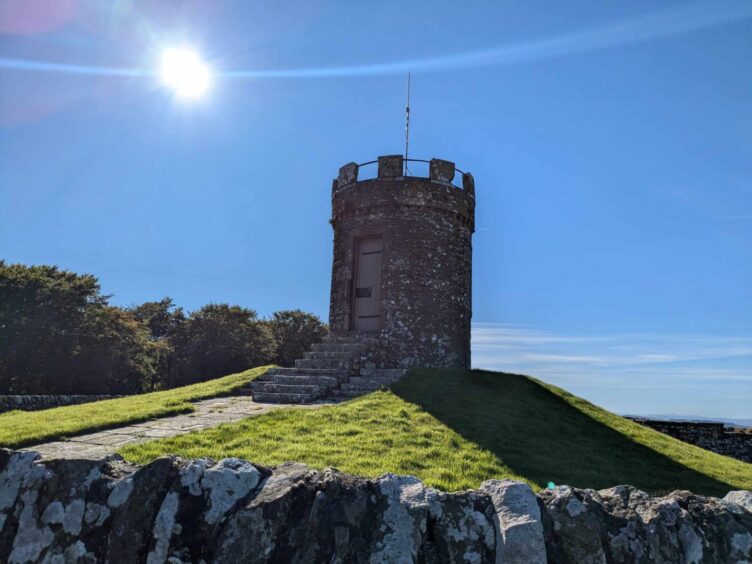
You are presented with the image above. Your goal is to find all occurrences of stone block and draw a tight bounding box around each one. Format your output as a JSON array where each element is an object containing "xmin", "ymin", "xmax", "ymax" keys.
[
  {"xmin": 429, "ymin": 158, "xmax": 455, "ymax": 182},
  {"xmin": 481, "ymin": 479, "xmax": 546, "ymax": 564},
  {"xmin": 463, "ymin": 172, "xmax": 475, "ymax": 195},
  {"xmin": 337, "ymin": 162, "xmax": 358, "ymax": 188},
  {"xmin": 377, "ymin": 155, "xmax": 403, "ymax": 178},
  {"xmin": 725, "ymin": 490, "xmax": 752, "ymax": 512}
]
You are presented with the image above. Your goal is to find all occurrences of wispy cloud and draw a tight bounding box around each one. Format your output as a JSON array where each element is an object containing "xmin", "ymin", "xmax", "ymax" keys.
[
  {"xmin": 473, "ymin": 324, "xmax": 752, "ymax": 366},
  {"xmin": 2, "ymin": 1, "xmax": 751, "ymax": 79},
  {"xmin": 472, "ymin": 323, "xmax": 752, "ymax": 419}
]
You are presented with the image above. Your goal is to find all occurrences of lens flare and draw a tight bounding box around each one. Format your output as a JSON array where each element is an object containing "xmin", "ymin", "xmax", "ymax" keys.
[{"xmin": 159, "ymin": 47, "xmax": 211, "ymax": 98}]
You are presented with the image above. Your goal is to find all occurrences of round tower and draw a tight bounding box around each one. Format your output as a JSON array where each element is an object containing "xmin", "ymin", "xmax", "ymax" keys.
[{"xmin": 329, "ymin": 155, "xmax": 475, "ymax": 369}]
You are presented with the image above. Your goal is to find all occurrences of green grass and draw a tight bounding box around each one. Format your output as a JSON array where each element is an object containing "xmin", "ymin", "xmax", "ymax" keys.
[
  {"xmin": 0, "ymin": 366, "xmax": 271, "ymax": 448},
  {"xmin": 120, "ymin": 369, "xmax": 752, "ymax": 495},
  {"xmin": 121, "ymin": 388, "xmax": 526, "ymax": 491}
]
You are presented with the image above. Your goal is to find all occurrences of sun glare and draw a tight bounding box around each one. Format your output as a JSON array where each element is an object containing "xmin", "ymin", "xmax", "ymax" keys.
[{"xmin": 159, "ymin": 47, "xmax": 211, "ymax": 99}]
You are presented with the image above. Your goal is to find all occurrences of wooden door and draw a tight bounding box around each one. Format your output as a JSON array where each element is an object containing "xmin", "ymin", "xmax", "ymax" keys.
[{"xmin": 353, "ymin": 237, "xmax": 383, "ymax": 331}]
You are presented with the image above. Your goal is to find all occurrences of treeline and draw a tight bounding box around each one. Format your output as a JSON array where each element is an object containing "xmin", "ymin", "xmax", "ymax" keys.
[{"xmin": 0, "ymin": 262, "xmax": 327, "ymax": 395}]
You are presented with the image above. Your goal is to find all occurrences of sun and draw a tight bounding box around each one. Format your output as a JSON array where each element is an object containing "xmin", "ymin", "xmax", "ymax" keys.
[{"xmin": 159, "ymin": 47, "xmax": 211, "ymax": 99}]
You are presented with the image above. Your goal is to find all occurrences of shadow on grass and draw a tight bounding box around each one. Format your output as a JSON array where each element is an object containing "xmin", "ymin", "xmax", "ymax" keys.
[{"xmin": 391, "ymin": 369, "xmax": 734, "ymax": 496}]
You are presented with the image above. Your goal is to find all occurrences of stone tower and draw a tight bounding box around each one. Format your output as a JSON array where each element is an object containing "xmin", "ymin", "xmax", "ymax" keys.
[
  {"xmin": 247, "ymin": 154, "xmax": 475, "ymax": 403},
  {"xmin": 329, "ymin": 155, "xmax": 475, "ymax": 369}
]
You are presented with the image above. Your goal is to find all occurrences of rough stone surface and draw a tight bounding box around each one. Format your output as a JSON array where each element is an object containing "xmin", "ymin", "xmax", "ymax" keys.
[
  {"xmin": 539, "ymin": 484, "xmax": 752, "ymax": 563},
  {"xmin": 377, "ymin": 154, "xmax": 403, "ymax": 178},
  {"xmin": 337, "ymin": 162, "xmax": 358, "ymax": 187},
  {"xmin": 245, "ymin": 339, "xmax": 366, "ymax": 403},
  {"xmin": 0, "ymin": 449, "xmax": 749, "ymax": 563},
  {"xmin": 0, "ymin": 395, "xmax": 121, "ymax": 414},
  {"xmin": 724, "ymin": 490, "xmax": 752, "ymax": 512},
  {"xmin": 628, "ymin": 418, "xmax": 752, "ymax": 463},
  {"xmin": 200, "ymin": 458, "xmax": 260, "ymax": 525},
  {"xmin": 480, "ymin": 479, "xmax": 546, "ymax": 564},
  {"xmin": 329, "ymin": 155, "xmax": 475, "ymax": 369},
  {"xmin": 430, "ymin": 158, "xmax": 455, "ymax": 183},
  {"xmin": 247, "ymin": 339, "xmax": 408, "ymax": 404}
]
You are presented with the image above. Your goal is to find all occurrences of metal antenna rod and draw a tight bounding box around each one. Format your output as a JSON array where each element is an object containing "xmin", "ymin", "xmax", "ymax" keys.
[{"xmin": 404, "ymin": 72, "xmax": 411, "ymax": 176}]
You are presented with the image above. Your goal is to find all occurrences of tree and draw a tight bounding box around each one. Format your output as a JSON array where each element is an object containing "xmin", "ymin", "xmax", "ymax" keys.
[
  {"xmin": 171, "ymin": 304, "xmax": 276, "ymax": 385},
  {"xmin": 1, "ymin": 262, "xmax": 329, "ymax": 394},
  {"xmin": 0, "ymin": 261, "xmax": 159, "ymax": 394},
  {"xmin": 129, "ymin": 298, "xmax": 185, "ymax": 389},
  {"xmin": 129, "ymin": 298, "xmax": 184, "ymax": 340},
  {"xmin": 0, "ymin": 261, "xmax": 101, "ymax": 393},
  {"xmin": 267, "ymin": 309, "xmax": 328, "ymax": 367},
  {"xmin": 72, "ymin": 306, "xmax": 163, "ymax": 394}
]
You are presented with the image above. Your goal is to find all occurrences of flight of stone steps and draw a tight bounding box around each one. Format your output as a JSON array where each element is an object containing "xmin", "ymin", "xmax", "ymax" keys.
[{"xmin": 240, "ymin": 337, "xmax": 404, "ymax": 404}]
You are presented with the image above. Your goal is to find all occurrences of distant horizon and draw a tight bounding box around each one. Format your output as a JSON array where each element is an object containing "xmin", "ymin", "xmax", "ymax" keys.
[{"xmin": 2, "ymin": 1, "xmax": 750, "ymax": 419}]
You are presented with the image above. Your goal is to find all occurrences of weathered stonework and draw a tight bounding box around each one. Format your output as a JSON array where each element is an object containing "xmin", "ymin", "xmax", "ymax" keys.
[
  {"xmin": 629, "ymin": 418, "xmax": 752, "ymax": 464},
  {"xmin": 329, "ymin": 155, "xmax": 475, "ymax": 369},
  {"xmin": 0, "ymin": 450, "xmax": 750, "ymax": 563},
  {"xmin": 0, "ymin": 395, "xmax": 121, "ymax": 414}
]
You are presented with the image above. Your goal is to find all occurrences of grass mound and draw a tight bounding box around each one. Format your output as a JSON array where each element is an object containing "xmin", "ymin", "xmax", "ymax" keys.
[
  {"xmin": 122, "ymin": 389, "xmax": 526, "ymax": 491},
  {"xmin": 120, "ymin": 369, "xmax": 752, "ymax": 495},
  {"xmin": 0, "ymin": 366, "xmax": 270, "ymax": 448}
]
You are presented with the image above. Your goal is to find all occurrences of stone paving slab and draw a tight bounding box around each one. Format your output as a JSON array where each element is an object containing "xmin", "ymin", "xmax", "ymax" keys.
[{"xmin": 27, "ymin": 395, "xmax": 330, "ymax": 460}]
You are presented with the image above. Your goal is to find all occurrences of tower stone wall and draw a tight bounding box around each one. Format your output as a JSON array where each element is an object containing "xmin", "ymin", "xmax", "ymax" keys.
[{"xmin": 329, "ymin": 155, "xmax": 475, "ymax": 369}]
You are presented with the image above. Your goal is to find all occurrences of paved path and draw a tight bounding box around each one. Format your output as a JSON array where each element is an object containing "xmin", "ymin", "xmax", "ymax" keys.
[{"xmin": 28, "ymin": 396, "xmax": 327, "ymax": 460}]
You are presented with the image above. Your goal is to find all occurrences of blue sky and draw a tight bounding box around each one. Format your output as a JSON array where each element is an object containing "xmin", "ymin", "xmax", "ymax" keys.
[{"xmin": 1, "ymin": 1, "xmax": 750, "ymax": 419}]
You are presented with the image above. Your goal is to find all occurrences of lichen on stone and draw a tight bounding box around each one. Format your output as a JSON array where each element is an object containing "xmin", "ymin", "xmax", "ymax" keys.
[{"xmin": 200, "ymin": 458, "xmax": 260, "ymax": 525}]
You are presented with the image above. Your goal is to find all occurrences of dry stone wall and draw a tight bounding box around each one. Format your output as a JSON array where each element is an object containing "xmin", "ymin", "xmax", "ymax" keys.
[
  {"xmin": 0, "ymin": 395, "xmax": 121, "ymax": 414},
  {"xmin": 629, "ymin": 418, "xmax": 752, "ymax": 463},
  {"xmin": 1, "ymin": 449, "xmax": 750, "ymax": 563}
]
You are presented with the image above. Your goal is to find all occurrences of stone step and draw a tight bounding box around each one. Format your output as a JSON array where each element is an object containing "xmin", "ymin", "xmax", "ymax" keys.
[
  {"xmin": 250, "ymin": 383, "xmax": 327, "ymax": 395},
  {"xmin": 324, "ymin": 334, "xmax": 383, "ymax": 344},
  {"xmin": 311, "ymin": 342, "xmax": 363, "ymax": 353},
  {"xmin": 338, "ymin": 383, "xmax": 388, "ymax": 392},
  {"xmin": 263, "ymin": 369, "xmax": 349, "ymax": 384},
  {"xmin": 252, "ymin": 374, "xmax": 278, "ymax": 383},
  {"xmin": 295, "ymin": 358, "xmax": 354, "ymax": 370},
  {"xmin": 278, "ymin": 368, "xmax": 351, "ymax": 382},
  {"xmin": 256, "ymin": 374, "xmax": 340, "ymax": 387},
  {"xmin": 268, "ymin": 367, "xmax": 349, "ymax": 377},
  {"xmin": 338, "ymin": 380, "xmax": 393, "ymax": 392},
  {"xmin": 322, "ymin": 336, "xmax": 379, "ymax": 346},
  {"xmin": 304, "ymin": 350, "xmax": 360, "ymax": 360},
  {"xmin": 251, "ymin": 391, "xmax": 317, "ymax": 404}
]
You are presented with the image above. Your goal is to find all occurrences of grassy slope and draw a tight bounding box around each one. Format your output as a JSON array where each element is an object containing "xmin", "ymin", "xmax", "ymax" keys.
[
  {"xmin": 120, "ymin": 369, "xmax": 752, "ymax": 495},
  {"xmin": 0, "ymin": 366, "xmax": 270, "ymax": 448}
]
